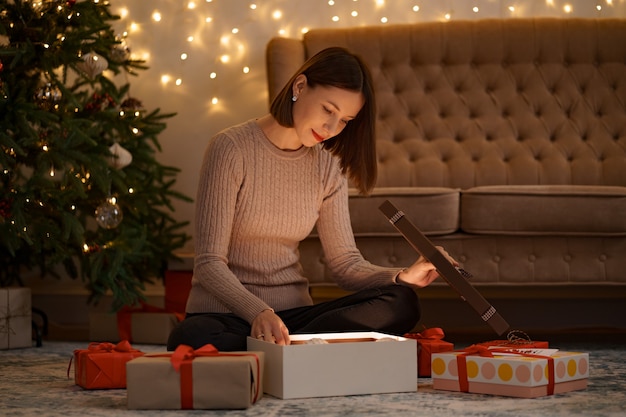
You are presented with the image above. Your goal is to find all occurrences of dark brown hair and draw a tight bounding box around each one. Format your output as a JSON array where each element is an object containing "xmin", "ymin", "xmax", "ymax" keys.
[{"xmin": 270, "ymin": 47, "xmax": 377, "ymax": 195}]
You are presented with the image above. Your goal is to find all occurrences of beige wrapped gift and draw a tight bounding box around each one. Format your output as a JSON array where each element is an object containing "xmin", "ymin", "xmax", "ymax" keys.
[
  {"xmin": 1, "ymin": 287, "xmax": 32, "ymax": 350},
  {"xmin": 89, "ymin": 311, "xmax": 180, "ymax": 344},
  {"xmin": 126, "ymin": 344, "xmax": 264, "ymax": 410}
]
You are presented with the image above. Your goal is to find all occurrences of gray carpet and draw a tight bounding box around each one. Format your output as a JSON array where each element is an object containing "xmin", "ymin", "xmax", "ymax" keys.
[{"xmin": 1, "ymin": 341, "xmax": 625, "ymax": 416}]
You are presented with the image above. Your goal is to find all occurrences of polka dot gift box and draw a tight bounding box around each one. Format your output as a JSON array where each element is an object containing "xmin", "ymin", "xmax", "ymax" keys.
[{"xmin": 431, "ymin": 347, "xmax": 589, "ymax": 398}]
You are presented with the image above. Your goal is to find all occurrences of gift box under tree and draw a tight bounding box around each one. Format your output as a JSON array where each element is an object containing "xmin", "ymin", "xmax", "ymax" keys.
[
  {"xmin": 71, "ymin": 340, "xmax": 145, "ymax": 389},
  {"xmin": 1, "ymin": 287, "xmax": 32, "ymax": 350},
  {"xmin": 126, "ymin": 344, "xmax": 264, "ymax": 410}
]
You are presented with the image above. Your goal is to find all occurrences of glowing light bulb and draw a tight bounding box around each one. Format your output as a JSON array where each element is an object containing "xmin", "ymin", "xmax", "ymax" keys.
[
  {"xmin": 181, "ymin": 53, "xmax": 188, "ymax": 60},
  {"xmin": 563, "ymin": 4, "xmax": 572, "ymax": 13},
  {"xmin": 250, "ymin": 4, "xmax": 257, "ymax": 10},
  {"xmin": 211, "ymin": 97, "xmax": 219, "ymax": 105},
  {"xmin": 473, "ymin": 7, "xmax": 479, "ymax": 13},
  {"xmin": 152, "ymin": 11, "xmax": 162, "ymax": 22},
  {"xmin": 243, "ymin": 66, "xmax": 250, "ymax": 74},
  {"xmin": 351, "ymin": 11, "xmax": 358, "ymax": 17},
  {"xmin": 210, "ymin": 72, "xmax": 217, "ymax": 79},
  {"xmin": 332, "ymin": 15, "xmax": 340, "ymax": 22},
  {"xmin": 380, "ymin": 17, "xmax": 388, "ymax": 23},
  {"xmin": 187, "ymin": 36, "xmax": 194, "ymax": 42},
  {"xmin": 188, "ymin": 1, "xmax": 196, "ymax": 9},
  {"xmin": 272, "ymin": 10, "xmax": 282, "ymax": 19},
  {"xmin": 175, "ymin": 79, "xmax": 183, "ymax": 86},
  {"xmin": 220, "ymin": 55, "xmax": 230, "ymax": 63},
  {"xmin": 412, "ymin": 6, "xmax": 420, "ymax": 12}
]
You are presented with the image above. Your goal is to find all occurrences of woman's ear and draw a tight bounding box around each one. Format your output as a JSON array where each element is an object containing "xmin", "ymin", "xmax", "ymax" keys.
[{"xmin": 292, "ymin": 74, "xmax": 307, "ymax": 100}]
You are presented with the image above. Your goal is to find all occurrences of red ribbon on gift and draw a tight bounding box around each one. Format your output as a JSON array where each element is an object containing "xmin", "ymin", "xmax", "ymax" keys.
[
  {"xmin": 456, "ymin": 344, "xmax": 555, "ymax": 395},
  {"xmin": 116, "ymin": 302, "xmax": 185, "ymax": 342},
  {"xmin": 153, "ymin": 344, "xmax": 261, "ymax": 410}
]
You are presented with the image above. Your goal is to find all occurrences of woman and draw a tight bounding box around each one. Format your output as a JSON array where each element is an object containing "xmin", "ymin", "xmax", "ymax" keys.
[{"xmin": 167, "ymin": 47, "xmax": 456, "ymax": 351}]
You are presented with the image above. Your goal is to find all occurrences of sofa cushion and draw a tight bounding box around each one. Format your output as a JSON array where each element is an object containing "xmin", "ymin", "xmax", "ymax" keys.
[
  {"xmin": 349, "ymin": 187, "xmax": 459, "ymax": 235},
  {"xmin": 461, "ymin": 185, "xmax": 626, "ymax": 236}
]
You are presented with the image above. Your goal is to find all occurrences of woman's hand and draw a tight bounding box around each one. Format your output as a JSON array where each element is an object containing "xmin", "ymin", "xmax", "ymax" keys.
[
  {"xmin": 397, "ymin": 246, "xmax": 458, "ymax": 288},
  {"xmin": 251, "ymin": 308, "xmax": 291, "ymax": 345}
]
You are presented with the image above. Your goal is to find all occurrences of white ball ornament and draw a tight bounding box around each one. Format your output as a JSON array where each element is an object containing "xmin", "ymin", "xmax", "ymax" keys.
[
  {"xmin": 77, "ymin": 52, "xmax": 108, "ymax": 79},
  {"xmin": 108, "ymin": 142, "xmax": 133, "ymax": 169}
]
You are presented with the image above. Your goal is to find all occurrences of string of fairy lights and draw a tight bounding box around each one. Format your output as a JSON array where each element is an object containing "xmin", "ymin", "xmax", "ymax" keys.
[{"xmin": 108, "ymin": 0, "xmax": 622, "ymax": 112}]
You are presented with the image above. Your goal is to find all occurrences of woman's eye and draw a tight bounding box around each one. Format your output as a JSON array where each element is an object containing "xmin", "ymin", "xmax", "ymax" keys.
[{"xmin": 323, "ymin": 106, "xmax": 332, "ymax": 114}]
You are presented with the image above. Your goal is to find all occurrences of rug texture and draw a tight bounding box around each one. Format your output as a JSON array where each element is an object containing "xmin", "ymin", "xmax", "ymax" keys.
[{"xmin": 1, "ymin": 341, "xmax": 625, "ymax": 417}]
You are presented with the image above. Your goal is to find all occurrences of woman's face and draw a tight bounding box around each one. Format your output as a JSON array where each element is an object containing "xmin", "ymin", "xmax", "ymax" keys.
[{"xmin": 291, "ymin": 75, "xmax": 364, "ymax": 148}]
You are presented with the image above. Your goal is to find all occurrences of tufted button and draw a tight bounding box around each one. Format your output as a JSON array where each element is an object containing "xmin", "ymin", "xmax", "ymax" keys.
[
  {"xmin": 599, "ymin": 254, "xmax": 607, "ymax": 262},
  {"xmin": 492, "ymin": 255, "xmax": 501, "ymax": 263},
  {"xmin": 389, "ymin": 256, "xmax": 398, "ymax": 264},
  {"xmin": 459, "ymin": 255, "xmax": 467, "ymax": 263},
  {"xmin": 564, "ymin": 254, "xmax": 572, "ymax": 262},
  {"xmin": 528, "ymin": 254, "xmax": 536, "ymax": 262}
]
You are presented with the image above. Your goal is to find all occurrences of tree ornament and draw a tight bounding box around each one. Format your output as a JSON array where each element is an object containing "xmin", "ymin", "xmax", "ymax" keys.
[
  {"xmin": 120, "ymin": 97, "xmax": 143, "ymax": 112},
  {"xmin": 0, "ymin": 198, "xmax": 12, "ymax": 220},
  {"xmin": 35, "ymin": 83, "xmax": 62, "ymax": 110},
  {"xmin": 108, "ymin": 142, "xmax": 133, "ymax": 169},
  {"xmin": 77, "ymin": 52, "xmax": 108, "ymax": 79},
  {"xmin": 66, "ymin": 0, "xmax": 77, "ymax": 6},
  {"xmin": 95, "ymin": 196, "xmax": 123, "ymax": 229},
  {"xmin": 85, "ymin": 92, "xmax": 115, "ymax": 112},
  {"xmin": 111, "ymin": 36, "xmax": 131, "ymax": 63}
]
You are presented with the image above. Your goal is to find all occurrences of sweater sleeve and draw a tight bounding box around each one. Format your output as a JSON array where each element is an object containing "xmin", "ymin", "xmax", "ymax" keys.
[
  {"xmin": 192, "ymin": 133, "xmax": 273, "ymax": 322},
  {"xmin": 315, "ymin": 162, "xmax": 401, "ymax": 290}
]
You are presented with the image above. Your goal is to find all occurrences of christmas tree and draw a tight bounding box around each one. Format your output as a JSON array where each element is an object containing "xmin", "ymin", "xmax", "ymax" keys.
[{"xmin": 0, "ymin": 0, "xmax": 191, "ymax": 310}]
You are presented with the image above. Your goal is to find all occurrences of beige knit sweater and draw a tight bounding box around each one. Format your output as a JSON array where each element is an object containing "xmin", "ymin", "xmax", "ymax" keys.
[{"xmin": 186, "ymin": 119, "xmax": 400, "ymax": 323}]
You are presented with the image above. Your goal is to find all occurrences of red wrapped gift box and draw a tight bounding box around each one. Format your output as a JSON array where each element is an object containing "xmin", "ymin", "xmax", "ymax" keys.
[
  {"xmin": 404, "ymin": 328, "xmax": 454, "ymax": 377},
  {"xmin": 71, "ymin": 340, "xmax": 145, "ymax": 389},
  {"xmin": 164, "ymin": 270, "xmax": 192, "ymax": 314}
]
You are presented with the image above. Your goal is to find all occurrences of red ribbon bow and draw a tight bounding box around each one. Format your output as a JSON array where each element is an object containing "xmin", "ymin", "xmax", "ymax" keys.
[
  {"xmin": 87, "ymin": 340, "xmax": 136, "ymax": 353},
  {"xmin": 413, "ymin": 327, "xmax": 446, "ymax": 341},
  {"xmin": 155, "ymin": 344, "xmax": 261, "ymax": 409}
]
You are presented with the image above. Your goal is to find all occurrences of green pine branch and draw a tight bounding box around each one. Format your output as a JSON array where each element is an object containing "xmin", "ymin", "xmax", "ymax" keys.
[{"xmin": 0, "ymin": 0, "xmax": 192, "ymax": 310}]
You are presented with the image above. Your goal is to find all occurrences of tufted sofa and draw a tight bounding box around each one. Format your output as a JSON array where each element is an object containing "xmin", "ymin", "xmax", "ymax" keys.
[{"xmin": 265, "ymin": 18, "xmax": 626, "ymax": 339}]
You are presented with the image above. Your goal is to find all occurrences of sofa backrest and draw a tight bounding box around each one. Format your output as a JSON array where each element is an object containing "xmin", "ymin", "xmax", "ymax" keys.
[{"xmin": 266, "ymin": 18, "xmax": 626, "ymax": 189}]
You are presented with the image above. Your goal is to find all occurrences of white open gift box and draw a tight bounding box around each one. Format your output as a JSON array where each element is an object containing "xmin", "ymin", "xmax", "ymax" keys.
[{"xmin": 247, "ymin": 331, "xmax": 417, "ymax": 399}]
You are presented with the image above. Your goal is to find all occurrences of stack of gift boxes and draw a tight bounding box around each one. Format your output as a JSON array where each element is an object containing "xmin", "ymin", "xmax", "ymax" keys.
[{"xmin": 77, "ymin": 268, "xmax": 589, "ymax": 407}]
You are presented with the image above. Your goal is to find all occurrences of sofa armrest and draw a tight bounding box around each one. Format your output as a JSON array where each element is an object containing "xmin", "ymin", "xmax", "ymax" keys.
[{"xmin": 265, "ymin": 37, "xmax": 306, "ymax": 104}]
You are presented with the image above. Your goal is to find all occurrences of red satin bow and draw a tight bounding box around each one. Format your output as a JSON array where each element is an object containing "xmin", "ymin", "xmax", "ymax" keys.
[
  {"xmin": 170, "ymin": 343, "xmax": 220, "ymax": 372},
  {"xmin": 413, "ymin": 327, "xmax": 446, "ymax": 341},
  {"xmin": 87, "ymin": 340, "xmax": 136, "ymax": 353}
]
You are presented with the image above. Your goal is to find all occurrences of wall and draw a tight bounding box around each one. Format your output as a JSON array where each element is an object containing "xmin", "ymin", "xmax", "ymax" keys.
[{"xmin": 109, "ymin": 0, "xmax": 626, "ymax": 253}]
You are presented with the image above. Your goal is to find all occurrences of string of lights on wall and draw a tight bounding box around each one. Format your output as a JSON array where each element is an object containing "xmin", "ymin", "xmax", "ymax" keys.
[{"xmin": 109, "ymin": 0, "xmax": 622, "ymax": 112}]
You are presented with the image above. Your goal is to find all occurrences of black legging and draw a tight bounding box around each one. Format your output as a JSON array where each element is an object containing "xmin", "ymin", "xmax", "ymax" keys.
[{"xmin": 166, "ymin": 285, "xmax": 421, "ymax": 351}]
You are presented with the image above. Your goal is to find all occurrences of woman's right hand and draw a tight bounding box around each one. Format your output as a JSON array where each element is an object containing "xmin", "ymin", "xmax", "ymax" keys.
[{"xmin": 251, "ymin": 308, "xmax": 291, "ymax": 345}]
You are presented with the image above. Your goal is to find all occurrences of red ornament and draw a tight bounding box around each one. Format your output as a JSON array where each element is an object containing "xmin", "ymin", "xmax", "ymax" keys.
[
  {"xmin": 0, "ymin": 61, "xmax": 3, "ymax": 72},
  {"xmin": 0, "ymin": 198, "xmax": 12, "ymax": 219},
  {"xmin": 67, "ymin": 0, "xmax": 77, "ymax": 6}
]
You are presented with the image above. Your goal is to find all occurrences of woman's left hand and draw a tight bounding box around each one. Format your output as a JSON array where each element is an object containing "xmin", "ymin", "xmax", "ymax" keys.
[{"xmin": 396, "ymin": 246, "xmax": 458, "ymax": 288}]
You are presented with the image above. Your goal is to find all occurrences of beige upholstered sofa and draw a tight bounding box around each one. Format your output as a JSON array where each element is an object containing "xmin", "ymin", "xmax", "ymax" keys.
[{"xmin": 265, "ymin": 18, "xmax": 626, "ymax": 339}]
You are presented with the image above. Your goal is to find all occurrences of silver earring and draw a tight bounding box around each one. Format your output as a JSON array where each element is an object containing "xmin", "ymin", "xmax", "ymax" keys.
[{"xmin": 292, "ymin": 95, "xmax": 297, "ymax": 102}]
